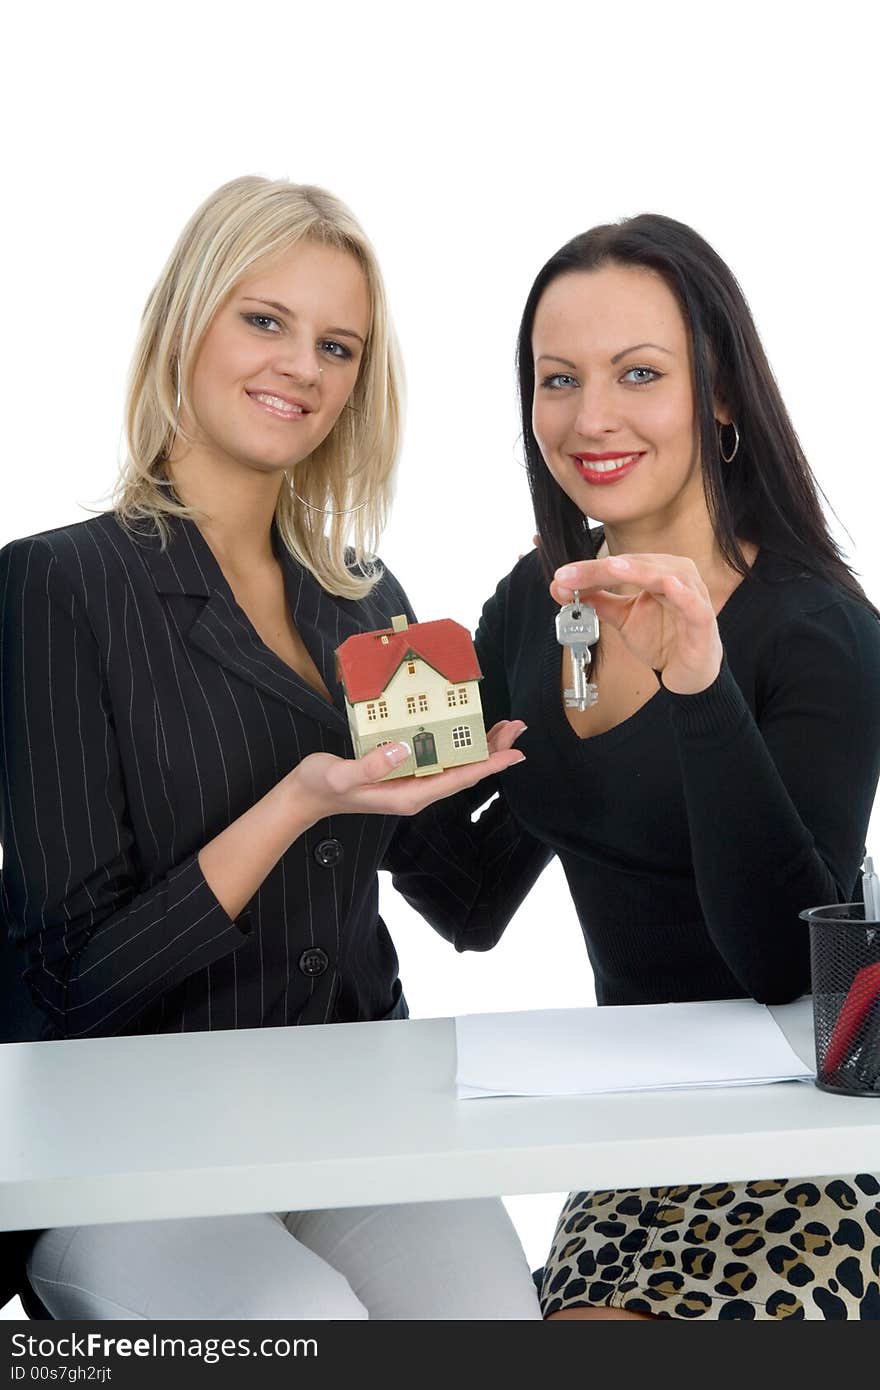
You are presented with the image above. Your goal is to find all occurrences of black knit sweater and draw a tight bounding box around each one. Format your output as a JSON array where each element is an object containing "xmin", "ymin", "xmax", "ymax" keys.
[{"xmin": 386, "ymin": 546, "xmax": 880, "ymax": 1006}]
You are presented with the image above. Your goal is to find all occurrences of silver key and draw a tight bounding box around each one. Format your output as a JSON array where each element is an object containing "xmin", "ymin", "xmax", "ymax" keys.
[{"xmin": 556, "ymin": 591, "xmax": 599, "ymax": 710}]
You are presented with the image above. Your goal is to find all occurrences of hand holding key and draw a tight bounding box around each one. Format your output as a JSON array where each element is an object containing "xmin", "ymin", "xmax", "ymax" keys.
[{"xmin": 551, "ymin": 553, "xmax": 724, "ymax": 696}]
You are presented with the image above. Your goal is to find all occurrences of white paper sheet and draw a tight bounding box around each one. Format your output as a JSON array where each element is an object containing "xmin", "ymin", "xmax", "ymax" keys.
[{"xmin": 454, "ymin": 999, "xmax": 814, "ymax": 1098}]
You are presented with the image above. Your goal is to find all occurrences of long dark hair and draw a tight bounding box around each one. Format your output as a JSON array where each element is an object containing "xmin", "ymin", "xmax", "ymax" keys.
[{"xmin": 517, "ymin": 213, "xmax": 874, "ymax": 611}]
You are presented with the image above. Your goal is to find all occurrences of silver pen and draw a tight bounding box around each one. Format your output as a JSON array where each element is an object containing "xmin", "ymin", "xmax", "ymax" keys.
[{"xmin": 862, "ymin": 855, "xmax": 880, "ymax": 921}]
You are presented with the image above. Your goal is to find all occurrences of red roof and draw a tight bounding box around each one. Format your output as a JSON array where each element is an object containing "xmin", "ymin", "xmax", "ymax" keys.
[{"xmin": 335, "ymin": 618, "xmax": 482, "ymax": 703}]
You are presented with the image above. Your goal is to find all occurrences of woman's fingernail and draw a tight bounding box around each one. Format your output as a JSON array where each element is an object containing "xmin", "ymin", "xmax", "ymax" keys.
[
  {"xmin": 608, "ymin": 556, "xmax": 631, "ymax": 572},
  {"xmin": 384, "ymin": 741, "xmax": 411, "ymax": 765},
  {"xmin": 556, "ymin": 565, "xmax": 578, "ymax": 581}
]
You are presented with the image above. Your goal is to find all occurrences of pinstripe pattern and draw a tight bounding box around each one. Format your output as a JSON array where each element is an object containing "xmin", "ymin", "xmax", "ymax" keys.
[{"xmin": 0, "ymin": 513, "xmax": 415, "ymax": 1040}]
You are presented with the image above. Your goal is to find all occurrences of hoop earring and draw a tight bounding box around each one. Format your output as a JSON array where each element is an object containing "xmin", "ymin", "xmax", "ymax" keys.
[
  {"xmin": 718, "ymin": 420, "xmax": 740, "ymax": 463},
  {"xmin": 290, "ymin": 395, "xmax": 370, "ymax": 513},
  {"xmin": 291, "ymin": 491, "xmax": 370, "ymax": 517}
]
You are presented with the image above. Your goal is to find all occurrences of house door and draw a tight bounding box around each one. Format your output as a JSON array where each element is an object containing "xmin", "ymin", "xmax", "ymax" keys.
[{"xmin": 413, "ymin": 731, "xmax": 438, "ymax": 768}]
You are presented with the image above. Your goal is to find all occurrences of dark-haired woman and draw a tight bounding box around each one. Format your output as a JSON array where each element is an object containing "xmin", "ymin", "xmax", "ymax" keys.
[{"xmin": 388, "ymin": 216, "xmax": 880, "ymax": 1319}]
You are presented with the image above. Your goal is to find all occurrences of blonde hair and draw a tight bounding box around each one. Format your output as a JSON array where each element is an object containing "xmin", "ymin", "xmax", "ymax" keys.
[{"xmin": 115, "ymin": 175, "xmax": 403, "ymax": 598}]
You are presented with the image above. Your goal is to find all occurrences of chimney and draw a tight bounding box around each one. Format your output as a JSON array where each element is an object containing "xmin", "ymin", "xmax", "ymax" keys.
[{"xmin": 391, "ymin": 615, "xmax": 409, "ymax": 632}]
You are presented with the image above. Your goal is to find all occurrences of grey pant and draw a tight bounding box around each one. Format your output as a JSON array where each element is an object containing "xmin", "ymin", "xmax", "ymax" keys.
[{"xmin": 28, "ymin": 1198, "xmax": 541, "ymax": 1320}]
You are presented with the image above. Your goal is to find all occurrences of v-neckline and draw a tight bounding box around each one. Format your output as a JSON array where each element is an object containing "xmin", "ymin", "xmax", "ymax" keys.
[{"xmin": 192, "ymin": 520, "xmax": 342, "ymax": 713}]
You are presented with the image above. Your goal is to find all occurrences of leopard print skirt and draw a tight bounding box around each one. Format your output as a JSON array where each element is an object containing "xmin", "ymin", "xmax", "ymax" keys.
[{"xmin": 540, "ymin": 1175, "xmax": 880, "ymax": 1319}]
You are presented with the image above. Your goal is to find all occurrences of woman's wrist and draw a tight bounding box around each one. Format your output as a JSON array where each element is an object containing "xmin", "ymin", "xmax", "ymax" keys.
[
  {"xmin": 282, "ymin": 765, "xmax": 326, "ymax": 839},
  {"xmin": 659, "ymin": 658, "xmax": 723, "ymax": 695},
  {"xmin": 661, "ymin": 656, "xmax": 749, "ymax": 740}
]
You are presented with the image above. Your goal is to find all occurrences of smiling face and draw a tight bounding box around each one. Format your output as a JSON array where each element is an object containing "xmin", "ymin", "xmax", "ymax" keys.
[
  {"xmin": 531, "ymin": 263, "xmax": 708, "ymax": 533},
  {"xmin": 181, "ymin": 239, "xmax": 371, "ymax": 477}
]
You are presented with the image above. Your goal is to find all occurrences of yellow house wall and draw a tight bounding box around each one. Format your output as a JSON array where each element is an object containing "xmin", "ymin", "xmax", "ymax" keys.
[{"xmin": 345, "ymin": 657, "xmax": 488, "ymax": 777}]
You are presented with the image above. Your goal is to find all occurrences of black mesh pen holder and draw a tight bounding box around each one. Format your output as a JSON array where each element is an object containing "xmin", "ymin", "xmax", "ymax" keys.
[{"xmin": 800, "ymin": 902, "xmax": 880, "ymax": 1097}]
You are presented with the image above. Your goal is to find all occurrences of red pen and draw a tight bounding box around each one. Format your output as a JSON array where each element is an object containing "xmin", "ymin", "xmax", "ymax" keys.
[
  {"xmin": 822, "ymin": 960, "xmax": 880, "ymax": 1075},
  {"xmin": 854, "ymin": 997, "xmax": 880, "ymax": 1091}
]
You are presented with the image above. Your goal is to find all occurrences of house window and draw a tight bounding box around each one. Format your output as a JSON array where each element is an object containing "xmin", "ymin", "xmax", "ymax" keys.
[
  {"xmin": 452, "ymin": 725, "xmax": 473, "ymax": 749},
  {"xmin": 457, "ymin": 687, "xmax": 468, "ymax": 705},
  {"xmin": 406, "ymin": 695, "xmax": 417, "ymax": 715},
  {"xmin": 377, "ymin": 699, "xmax": 388, "ymax": 720},
  {"xmin": 366, "ymin": 703, "xmax": 378, "ymax": 722},
  {"xmin": 417, "ymin": 693, "xmax": 428, "ymax": 713},
  {"xmin": 446, "ymin": 689, "xmax": 457, "ymax": 707},
  {"xmin": 407, "ymin": 660, "xmax": 416, "ymax": 675}
]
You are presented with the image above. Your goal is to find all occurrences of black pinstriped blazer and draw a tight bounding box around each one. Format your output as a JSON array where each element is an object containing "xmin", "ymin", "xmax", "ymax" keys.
[{"xmin": 0, "ymin": 512, "xmax": 421, "ymax": 1041}]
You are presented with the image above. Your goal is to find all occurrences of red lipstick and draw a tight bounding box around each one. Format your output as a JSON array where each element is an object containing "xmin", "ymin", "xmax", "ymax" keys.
[{"xmin": 571, "ymin": 451, "xmax": 644, "ymax": 485}]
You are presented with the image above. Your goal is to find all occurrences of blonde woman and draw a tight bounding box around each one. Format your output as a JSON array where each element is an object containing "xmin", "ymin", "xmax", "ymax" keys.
[{"xmin": 0, "ymin": 176, "xmax": 538, "ymax": 1319}]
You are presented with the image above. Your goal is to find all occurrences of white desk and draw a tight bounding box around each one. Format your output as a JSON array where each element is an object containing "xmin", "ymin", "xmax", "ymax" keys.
[{"xmin": 2, "ymin": 998, "xmax": 879, "ymax": 1232}]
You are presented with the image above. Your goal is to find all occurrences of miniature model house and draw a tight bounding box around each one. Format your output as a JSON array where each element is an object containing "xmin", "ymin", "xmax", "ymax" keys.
[{"xmin": 335, "ymin": 616, "xmax": 489, "ymax": 778}]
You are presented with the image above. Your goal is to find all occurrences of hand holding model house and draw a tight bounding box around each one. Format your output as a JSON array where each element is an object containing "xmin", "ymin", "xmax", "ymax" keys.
[{"xmin": 336, "ymin": 615, "xmax": 490, "ymax": 778}]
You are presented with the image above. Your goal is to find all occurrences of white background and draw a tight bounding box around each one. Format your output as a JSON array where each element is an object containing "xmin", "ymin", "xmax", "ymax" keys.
[{"xmin": 3, "ymin": 0, "xmax": 878, "ymax": 1310}]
